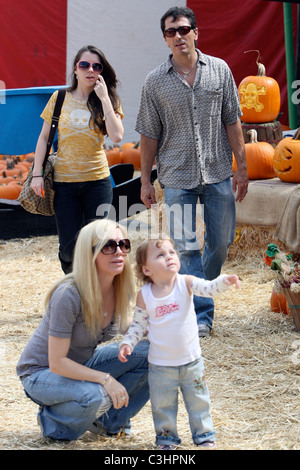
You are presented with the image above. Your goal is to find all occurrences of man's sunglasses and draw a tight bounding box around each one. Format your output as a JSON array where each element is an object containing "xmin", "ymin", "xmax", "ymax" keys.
[
  {"xmin": 101, "ymin": 239, "xmax": 131, "ymax": 255},
  {"xmin": 164, "ymin": 26, "xmax": 193, "ymax": 38},
  {"xmin": 78, "ymin": 61, "xmax": 103, "ymax": 73}
]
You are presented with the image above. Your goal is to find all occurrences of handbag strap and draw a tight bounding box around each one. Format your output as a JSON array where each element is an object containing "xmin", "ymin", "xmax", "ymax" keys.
[{"xmin": 43, "ymin": 89, "xmax": 66, "ymax": 171}]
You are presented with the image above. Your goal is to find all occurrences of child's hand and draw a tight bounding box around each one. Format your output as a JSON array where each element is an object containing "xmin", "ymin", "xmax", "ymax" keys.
[
  {"xmin": 223, "ymin": 274, "xmax": 240, "ymax": 289},
  {"xmin": 118, "ymin": 344, "xmax": 132, "ymax": 363}
]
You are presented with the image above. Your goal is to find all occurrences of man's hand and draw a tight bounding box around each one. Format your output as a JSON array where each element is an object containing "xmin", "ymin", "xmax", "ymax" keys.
[
  {"xmin": 232, "ymin": 167, "xmax": 248, "ymax": 202},
  {"xmin": 140, "ymin": 181, "xmax": 157, "ymax": 208}
]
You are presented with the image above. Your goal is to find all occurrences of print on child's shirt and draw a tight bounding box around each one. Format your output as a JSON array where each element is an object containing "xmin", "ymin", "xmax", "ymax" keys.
[{"xmin": 155, "ymin": 303, "xmax": 179, "ymax": 317}]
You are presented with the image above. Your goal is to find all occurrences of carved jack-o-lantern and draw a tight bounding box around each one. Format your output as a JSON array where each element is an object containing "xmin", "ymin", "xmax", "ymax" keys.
[
  {"xmin": 273, "ymin": 128, "xmax": 300, "ymax": 183},
  {"xmin": 238, "ymin": 51, "xmax": 280, "ymax": 123}
]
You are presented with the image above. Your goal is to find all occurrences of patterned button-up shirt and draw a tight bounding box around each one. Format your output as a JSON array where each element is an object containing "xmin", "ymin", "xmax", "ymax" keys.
[{"xmin": 135, "ymin": 50, "xmax": 241, "ymax": 188}]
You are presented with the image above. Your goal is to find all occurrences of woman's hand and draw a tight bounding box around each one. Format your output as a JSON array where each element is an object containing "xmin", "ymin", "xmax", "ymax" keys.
[
  {"xmin": 31, "ymin": 120, "xmax": 50, "ymax": 197},
  {"xmin": 93, "ymin": 75, "xmax": 124, "ymax": 142},
  {"xmin": 103, "ymin": 375, "xmax": 129, "ymax": 409},
  {"xmin": 30, "ymin": 176, "xmax": 44, "ymax": 198},
  {"xmin": 94, "ymin": 75, "xmax": 109, "ymax": 101}
]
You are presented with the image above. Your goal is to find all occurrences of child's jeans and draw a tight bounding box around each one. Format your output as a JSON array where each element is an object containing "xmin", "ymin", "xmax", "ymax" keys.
[{"xmin": 149, "ymin": 358, "xmax": 215, "ymax": 447}]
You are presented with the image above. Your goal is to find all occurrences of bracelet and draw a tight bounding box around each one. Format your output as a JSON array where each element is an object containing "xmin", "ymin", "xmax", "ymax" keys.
[
  {"xmin": 102, "ymin": 372, "xmax": 110, "ymax": 385},
  {"xmin": 32, "ymin": 175, "xmax": 43, "ymax": 178}
]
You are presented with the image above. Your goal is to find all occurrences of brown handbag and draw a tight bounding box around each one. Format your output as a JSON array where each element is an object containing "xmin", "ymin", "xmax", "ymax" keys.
[{"xmin": 18, "ymin": 89, "xmax": 66, "ymax": 216}]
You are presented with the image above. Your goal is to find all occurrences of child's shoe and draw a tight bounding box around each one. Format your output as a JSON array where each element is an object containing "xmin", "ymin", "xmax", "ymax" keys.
[
  {"xmin": 195, "ymin": 440, "xmax": 215, "ymax": 448},
  {"xmin": 157, "ymin": 444, "xmax": 177, "ymax": 450}
]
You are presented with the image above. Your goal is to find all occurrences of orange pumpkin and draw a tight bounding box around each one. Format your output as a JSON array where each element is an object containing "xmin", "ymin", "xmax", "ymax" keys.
[
  {"xmin": 25, "ymin": 154, "xmax": 35, "ymax": 163},
  {"xmin": 0, "ymin": 181, "xmax": 22, "ymax": 199},
  {"xmin": 0, "ymin": 172, "xmax": 14, "ymax": 184},
  {"xmin": 2, "ymin": 168, "xmax": 20, "ymax": 177},
  {"xmin": 121, "ymin": 142, "xmax": 135, "ymax": 151},
  {"xmin": 270, "ymin": 288, "xmax": 290, "ymax": 315},
  {"xmin": 14, "ymin": 163, "xmax": 29, "ymax": 173},
  {"xmin": 106, "ymin": 147, "xmax": 122, "ymax": 167},
  {"xmin": 19, "ymin": 152, "xmax": 35, "ymax": 161},
  {"xmin": 238, "ymin": 51, "xmax": 280, "ymax": 123},
  {"xmin": 19, "ymin": 160, "xmax": 32, "ymax": 170},
  {"xmin": 233, "ymin": 129, "xmax": 275, "ymax": 179},
  {"xmin": 121, "ymin": 148, "xmax": 141, "ymax": 170},
  {"xmin": 273, "ymin": 128, "xmax": 300, "ymax": 182},
  {"xmin": 14, "ymin": 171, "xmax": 27, "ymax": 184}
]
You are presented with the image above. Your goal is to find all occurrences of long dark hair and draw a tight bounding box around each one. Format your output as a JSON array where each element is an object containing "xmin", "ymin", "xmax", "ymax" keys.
[{"xmin": 68, "ymin": 45, "xmax": 121, "ymax": 135}]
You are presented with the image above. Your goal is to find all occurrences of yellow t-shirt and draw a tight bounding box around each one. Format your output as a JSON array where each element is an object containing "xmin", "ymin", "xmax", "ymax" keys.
[{"xmin": 41, "ymin": 90, "xmax": 123, "ymax": 183}]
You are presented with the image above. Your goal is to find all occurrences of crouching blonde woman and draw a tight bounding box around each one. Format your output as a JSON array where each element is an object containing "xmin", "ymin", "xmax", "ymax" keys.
[{"xmin": 17, "ymin": 219, "xmax": 149, "ymax": 441}]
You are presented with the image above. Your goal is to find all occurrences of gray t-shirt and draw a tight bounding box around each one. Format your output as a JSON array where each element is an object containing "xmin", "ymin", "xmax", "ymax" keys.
[{"xmin": 16, "ymin": 281, "xmax": 118, "ymax": 377}]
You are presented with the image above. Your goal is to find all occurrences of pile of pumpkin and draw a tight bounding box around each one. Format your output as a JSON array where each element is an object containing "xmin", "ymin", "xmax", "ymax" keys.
[
  {"xmin": 234, "ymin": 51, "xmax": 300, "ymax": 183},
  {"xmin": 0, "ymin": 142, "xmax": 141, "ymax": 201},
  {"xmin": 0, "ymin": 153, "xmax": 34, "ymax": 200},
  {"xmin": 105, "ymin": 141, "xmax": 141, "ymax": 169},
  {"xmin": 232, "ymin": 127, "xmax": 300, "ymax": 183}
]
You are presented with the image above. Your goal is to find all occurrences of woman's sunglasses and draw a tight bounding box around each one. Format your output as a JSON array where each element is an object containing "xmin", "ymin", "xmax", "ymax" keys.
[
  {"xmin": 101, "ymin": 239, "xmax": 131, "ymax": 255},
  {"xmin": 164, "ymin": 26, "xmax": 193, "ymax": 37},
  {"xmin": 78, "ymin": 61, "xmax": 103, "ymax": 73}
]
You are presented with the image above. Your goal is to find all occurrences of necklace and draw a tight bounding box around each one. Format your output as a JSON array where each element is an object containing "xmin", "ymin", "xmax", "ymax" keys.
[{"xmin": 172, "ymin": 54, "xmax": 198, "ymax": 79}]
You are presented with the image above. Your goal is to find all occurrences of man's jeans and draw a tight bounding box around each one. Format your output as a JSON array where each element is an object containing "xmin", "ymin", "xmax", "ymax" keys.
[
  {"xmin": 164, "ymin": 178, "xmax": 236, "ymax": 328},
  {"xmin": 21, "ymin": 340, "xmax": 149, "ymax": 440},
  {"xmin": 149, "ymin": 358, "xmax": 215, "ymax": 446},
  {"xmin": 53, "ymin": 177, "xmax": 113, "ymax": 273}
]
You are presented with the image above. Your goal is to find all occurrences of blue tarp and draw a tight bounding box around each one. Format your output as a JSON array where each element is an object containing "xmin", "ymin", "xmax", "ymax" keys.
[{"xmin": 0, "ymin": 86, "xmax": 67, "ymax": 155}]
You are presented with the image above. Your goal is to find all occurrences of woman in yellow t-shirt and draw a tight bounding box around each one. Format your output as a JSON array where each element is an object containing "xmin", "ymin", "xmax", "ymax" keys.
[{"xmin": 31, "ymin": 45, "xmax": 124, "ymax": 273}]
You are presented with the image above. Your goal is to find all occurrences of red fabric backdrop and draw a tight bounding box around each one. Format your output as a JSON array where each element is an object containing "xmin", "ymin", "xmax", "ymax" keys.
[
  {"xmin": 0, "ymin": 0, "xmax": 67, "ymax": 89},
  {"xmin": 187, "ymin": 0, "xmax": 298, "ymax": 126},
  {"xmin": 0, "ymin": 1, "xmax": 297, "ymax": 127}
]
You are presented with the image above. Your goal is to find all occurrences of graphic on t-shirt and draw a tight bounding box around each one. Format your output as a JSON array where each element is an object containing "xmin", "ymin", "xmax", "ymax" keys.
[
  {"xmin": 155, "ymin": 302, "xmax": 179, "ymax": 318},
  {"xmin": 70, "ymin": 109, "xmax": 90, "ymax": 129}
]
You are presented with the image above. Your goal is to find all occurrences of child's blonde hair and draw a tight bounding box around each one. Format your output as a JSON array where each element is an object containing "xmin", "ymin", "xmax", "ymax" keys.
[
  {"xmin": 135, "ymin": 238, "xmax": 175, "ymax": 284},
  {"xmin": 45, "ymin": 219, "xmax": 135, "ymax": 337}
]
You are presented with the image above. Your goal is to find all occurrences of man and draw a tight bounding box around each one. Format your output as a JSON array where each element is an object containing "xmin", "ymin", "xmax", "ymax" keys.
[{"xmin": 135, "ymin": 6, "xmax": 248, "ymax": 337}]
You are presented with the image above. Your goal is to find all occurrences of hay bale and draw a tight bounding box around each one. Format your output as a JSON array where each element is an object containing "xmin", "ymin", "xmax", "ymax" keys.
[{"xmin": 228, "ymin": 224, "xmax": 292, "ymax": 261}]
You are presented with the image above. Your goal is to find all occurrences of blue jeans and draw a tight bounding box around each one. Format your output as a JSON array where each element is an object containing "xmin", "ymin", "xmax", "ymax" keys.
[
  {"xmin": 149, "ymin": 359, "xmax": 215, "ymax": 446},
  {"xmin": 21, "ymin": 340, "xmax": 149, "ymax": 441},
  {"xmin": 164, "ymin": 178, "xmax": 236, "ymax": 327},
  {"xmin": 53, "ymin": 177, "xmax": 113, "ymax": 273}
]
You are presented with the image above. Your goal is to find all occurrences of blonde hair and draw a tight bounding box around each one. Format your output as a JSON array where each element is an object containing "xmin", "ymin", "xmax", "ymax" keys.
[
  {"xmin": 45, "ymin": 219, "xmax": 135, "ymax": 337},
  {"xmin": 135, "ymin": 238, "xmax": 175, "ymax": 284}
]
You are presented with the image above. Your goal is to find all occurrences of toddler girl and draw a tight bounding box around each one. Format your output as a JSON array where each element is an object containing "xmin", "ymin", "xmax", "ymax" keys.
[{"xmin": 118, "ymin": 238, "xmax": 240, "ymax": 449}]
